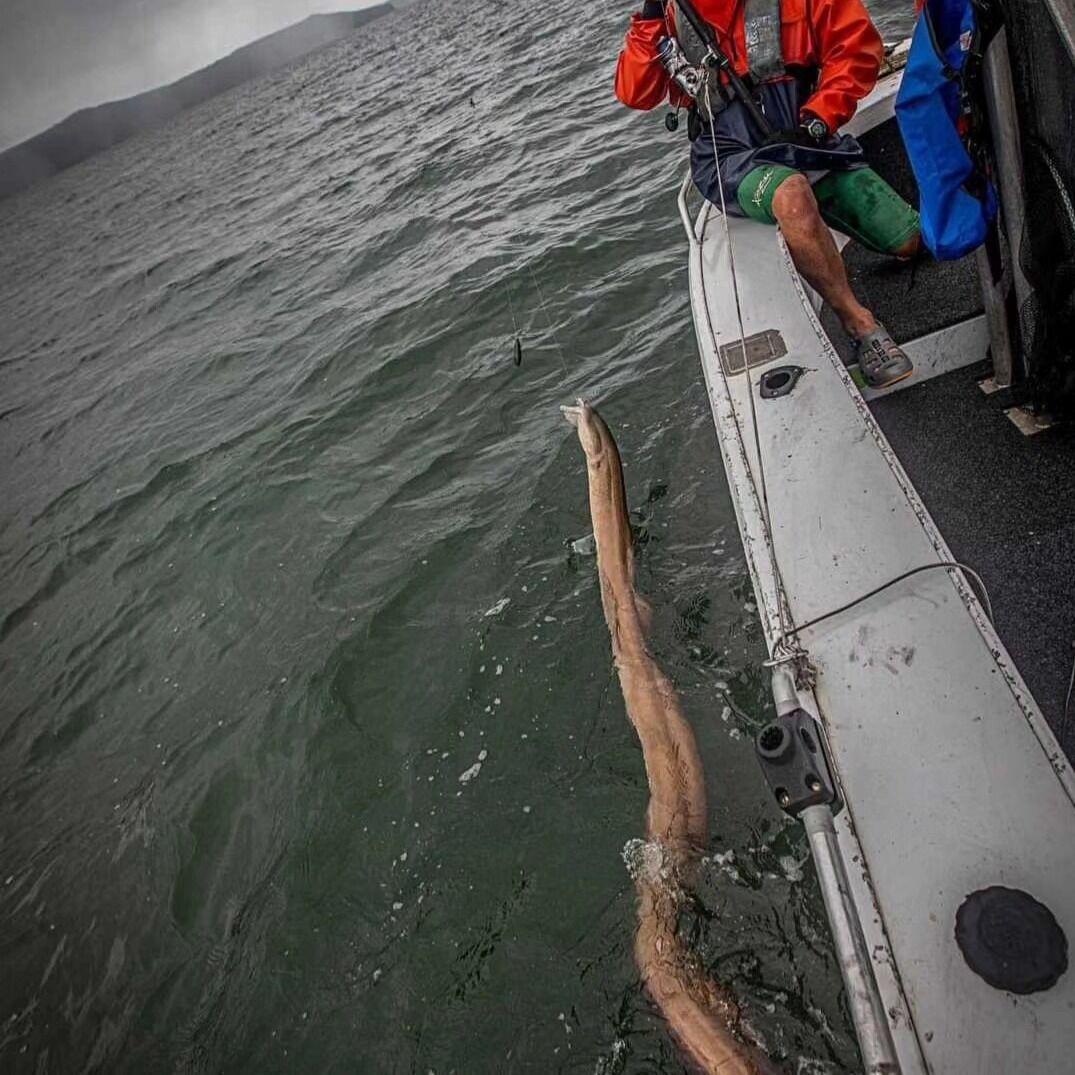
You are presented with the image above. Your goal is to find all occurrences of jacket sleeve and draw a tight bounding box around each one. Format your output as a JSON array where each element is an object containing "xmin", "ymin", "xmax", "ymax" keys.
[
  {"xmin": 800, "ymin": 0, "xmax": 884, "ymax": 130},
  {"xmin": 614, "ymin": 14, "xmax": 674, "ymax": 110}
]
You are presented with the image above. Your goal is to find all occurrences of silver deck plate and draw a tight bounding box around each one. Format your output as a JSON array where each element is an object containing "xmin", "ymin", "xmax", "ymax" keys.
[{"xmin": 682, "ymin": 72, "xmax": 1075, "ymax": 1075}]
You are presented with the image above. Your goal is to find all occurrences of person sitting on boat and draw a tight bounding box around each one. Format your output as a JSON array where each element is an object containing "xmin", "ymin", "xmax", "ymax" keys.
[{"xmin": 614, "ymin": 0, "xmax": 921, "ymax": 389}]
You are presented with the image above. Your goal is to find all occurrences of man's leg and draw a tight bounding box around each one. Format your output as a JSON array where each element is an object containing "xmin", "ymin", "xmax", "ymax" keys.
[
  {"xmin": 812, "ymin": 168, "xmax": 921, "ymax": 261},
  {"xmin": 737, "ymin": 166, "xmax": 915, "ymax": 388},
  {"xmin": 769, "ymin": 175, "xmax": 876, "ymax": 338}
]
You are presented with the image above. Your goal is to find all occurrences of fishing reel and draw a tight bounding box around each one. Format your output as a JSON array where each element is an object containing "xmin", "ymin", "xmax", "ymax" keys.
[
  {"xmin": 656, "ymin": 36, "xmax": 706, "ymax": 100},
  {"xmin": 658, "ymin": 36, "xmax": 707, "ymax": 136}
]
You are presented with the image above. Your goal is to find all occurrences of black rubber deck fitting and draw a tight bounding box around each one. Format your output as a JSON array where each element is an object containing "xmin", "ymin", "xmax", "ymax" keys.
[
  {"xmin": 759, "ymin": 365, "xmax": 803, "ymax": 399},
  {"xmin": 955, "ymin": 885, "xmax": 1068, "ymax": 994}
]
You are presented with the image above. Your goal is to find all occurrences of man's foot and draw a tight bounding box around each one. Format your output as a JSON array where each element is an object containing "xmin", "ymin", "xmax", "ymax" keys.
[{"xmin": 854, "ymin": 324, "xmax": 913, "ymax": 389}]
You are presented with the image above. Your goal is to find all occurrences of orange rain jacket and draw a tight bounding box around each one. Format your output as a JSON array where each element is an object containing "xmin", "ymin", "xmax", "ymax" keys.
[{"xmin": 613, "ymin": 0, "xmax": 884, "ymax": 132}]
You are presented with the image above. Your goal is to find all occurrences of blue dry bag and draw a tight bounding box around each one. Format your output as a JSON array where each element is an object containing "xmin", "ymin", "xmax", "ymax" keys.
[{"xmin": 895, "ymin": 0, "xmax": 998, "ymax": 260}]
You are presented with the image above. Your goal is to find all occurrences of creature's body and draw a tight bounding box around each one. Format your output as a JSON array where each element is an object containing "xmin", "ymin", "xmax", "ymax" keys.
[{"xmin": 563, "ymin": 400, "xmax": 781, "ymax": 1075}]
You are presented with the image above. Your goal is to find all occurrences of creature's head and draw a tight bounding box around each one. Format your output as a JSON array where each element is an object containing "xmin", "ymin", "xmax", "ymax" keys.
[{"xmin": 561, "ymin": 398, "xmax": 612, "ymax": 465}]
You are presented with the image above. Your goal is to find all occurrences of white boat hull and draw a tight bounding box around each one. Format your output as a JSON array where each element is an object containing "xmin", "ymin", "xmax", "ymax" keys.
[{"xmin": 683, "ymin": 70, "xmax": 1075, "ymax": 1075}]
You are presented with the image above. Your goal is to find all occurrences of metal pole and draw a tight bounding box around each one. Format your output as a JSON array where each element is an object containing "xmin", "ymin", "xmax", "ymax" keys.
[
  {"xmin": 1042, "ymin": 0, "xmax": 1075, "ymax": 62},
  {"xmin": 801, "ymin": 806, "xmax": 901, "ymax": 1075},
  {"xmin": 769, "ymin": 669, "xmax": 902, "ymax": 1075},
  {"xmin": 974, "ymin": 242, "xmax": 1017, "ymax": 389},
  {"xmin": 980, "ymin": 27, "xmax": 1031, "ymax": 387}
]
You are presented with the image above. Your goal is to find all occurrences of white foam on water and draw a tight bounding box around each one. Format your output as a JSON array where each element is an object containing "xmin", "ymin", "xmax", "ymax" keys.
[
  {"xmin": 779, "ymin": 854, "xmax": 805, "ymax": 883},
  {"xmin": 483, "ymin": 598, "xmax": 510, "ymax": 617},
  {"xmin": 621, "ymin": 838, "xmax": 675, "ymax": 886},
  {"xmin": 794, "ymin": 1060, "xmax": 845, "ymax": 1074},
  {"xmin": 593, "ymin": 1038, "xmax": 628, "ymax": 1074},
  {"xmin": 570, "ymin": 533, "xmax": 596, "ymax": 556},
  {"xmin": 458, "ymin": 749, "xmax": 488, "ymax": 785},
  {"xmin": 710, "ymin": 848, "xmax": 742, "ymax": 884}
]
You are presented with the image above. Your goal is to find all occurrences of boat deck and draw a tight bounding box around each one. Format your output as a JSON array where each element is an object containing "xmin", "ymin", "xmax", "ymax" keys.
[{"xmin": 821, "ymin": 117, "xmax": 1075, "ymax": 759}]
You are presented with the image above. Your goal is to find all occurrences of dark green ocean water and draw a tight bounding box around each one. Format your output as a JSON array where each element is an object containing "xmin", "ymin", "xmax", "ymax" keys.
[{"xmin": 0, "ymin": 2, "xmax": 913, "ymax": 1071}]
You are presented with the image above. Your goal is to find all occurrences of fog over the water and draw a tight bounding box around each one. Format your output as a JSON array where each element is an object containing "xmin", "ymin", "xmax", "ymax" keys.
[{"xmin": 0, "ymin": 0, "xmax": 385, "ymax": 151}]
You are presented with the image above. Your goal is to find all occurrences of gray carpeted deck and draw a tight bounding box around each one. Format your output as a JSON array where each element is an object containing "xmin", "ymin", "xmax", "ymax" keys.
[{"xmin": 820, "ymin": 118, "xmax": 1075, "ymax": 759}]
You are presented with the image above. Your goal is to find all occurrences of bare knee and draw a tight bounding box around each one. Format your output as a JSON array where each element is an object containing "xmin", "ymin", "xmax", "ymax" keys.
[{"xmin": 771, "ymin": 174, "xmax": 819, "ymax": 226}]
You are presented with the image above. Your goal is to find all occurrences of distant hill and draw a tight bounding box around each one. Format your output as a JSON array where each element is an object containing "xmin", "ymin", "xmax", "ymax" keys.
[{"xmin": 0, "ymin": 6, "xmax": 394, "ymax": 200}]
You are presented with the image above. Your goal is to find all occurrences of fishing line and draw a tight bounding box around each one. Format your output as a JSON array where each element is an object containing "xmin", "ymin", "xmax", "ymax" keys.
[
  {"xmin": 1062, "ymin": 641, "xmax": 1075, "ymax": 741},
  {"xmin": 466, "ymin": 98, "xmax": 526, "ymax": 366},
  {"xmin": 701, "ymin": 81, "xmax": 794, "ymax": 645},
  {"xmin": 525, "ymin": 261, "xmax": 570, "ymax": 375},
  {"xmin": 467, "ymin": 99, "xmax": 573, "ymax": 375},
  {"xmin": 503, "ymin": 272, "xmax": 523, "ymax": 363}
]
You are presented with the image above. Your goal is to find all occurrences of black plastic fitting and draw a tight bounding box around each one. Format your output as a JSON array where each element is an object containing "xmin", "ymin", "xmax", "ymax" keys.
[{"xmin": 755, "ymin": 708, "xmax": 842, "ymax": 817}]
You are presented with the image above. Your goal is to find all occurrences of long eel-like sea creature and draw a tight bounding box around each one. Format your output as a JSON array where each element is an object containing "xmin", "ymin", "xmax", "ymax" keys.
[{"xmin": 563, "ymin": 399, "xmax": 781, "ymax": 1075}]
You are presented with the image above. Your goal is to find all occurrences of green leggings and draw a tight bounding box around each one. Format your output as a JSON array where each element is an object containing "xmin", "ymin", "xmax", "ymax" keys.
[{"xmin": 737, "ymin": 165, "xmax": 920, "ymax": 255}]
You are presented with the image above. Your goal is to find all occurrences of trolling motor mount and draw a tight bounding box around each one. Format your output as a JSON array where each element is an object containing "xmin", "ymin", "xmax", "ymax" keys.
[{"xmin": 756, "ymin": 708, "xmax": 842, "ymax": 817}]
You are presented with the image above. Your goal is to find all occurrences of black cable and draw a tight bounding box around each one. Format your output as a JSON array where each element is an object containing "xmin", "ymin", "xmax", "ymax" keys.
[{"xmin": 784, "ymin": 561, "xmax": 994, "ymax": 639}]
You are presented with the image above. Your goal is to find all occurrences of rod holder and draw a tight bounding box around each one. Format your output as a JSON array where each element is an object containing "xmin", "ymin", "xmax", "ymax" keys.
[{"xmin": 755, "ymin": 708, "xmax": 842, "ymax": 817}]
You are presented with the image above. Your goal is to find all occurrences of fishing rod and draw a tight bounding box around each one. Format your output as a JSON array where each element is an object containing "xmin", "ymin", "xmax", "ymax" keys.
[{"xmin": 669, "ymin": 0, "xmax": 776, "ymax": 138}]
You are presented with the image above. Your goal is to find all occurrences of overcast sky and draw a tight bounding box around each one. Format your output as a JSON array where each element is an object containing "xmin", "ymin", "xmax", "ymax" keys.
[{"xmin": 0, "ymin": 0, "xmax": 383, "ymax": 151}]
